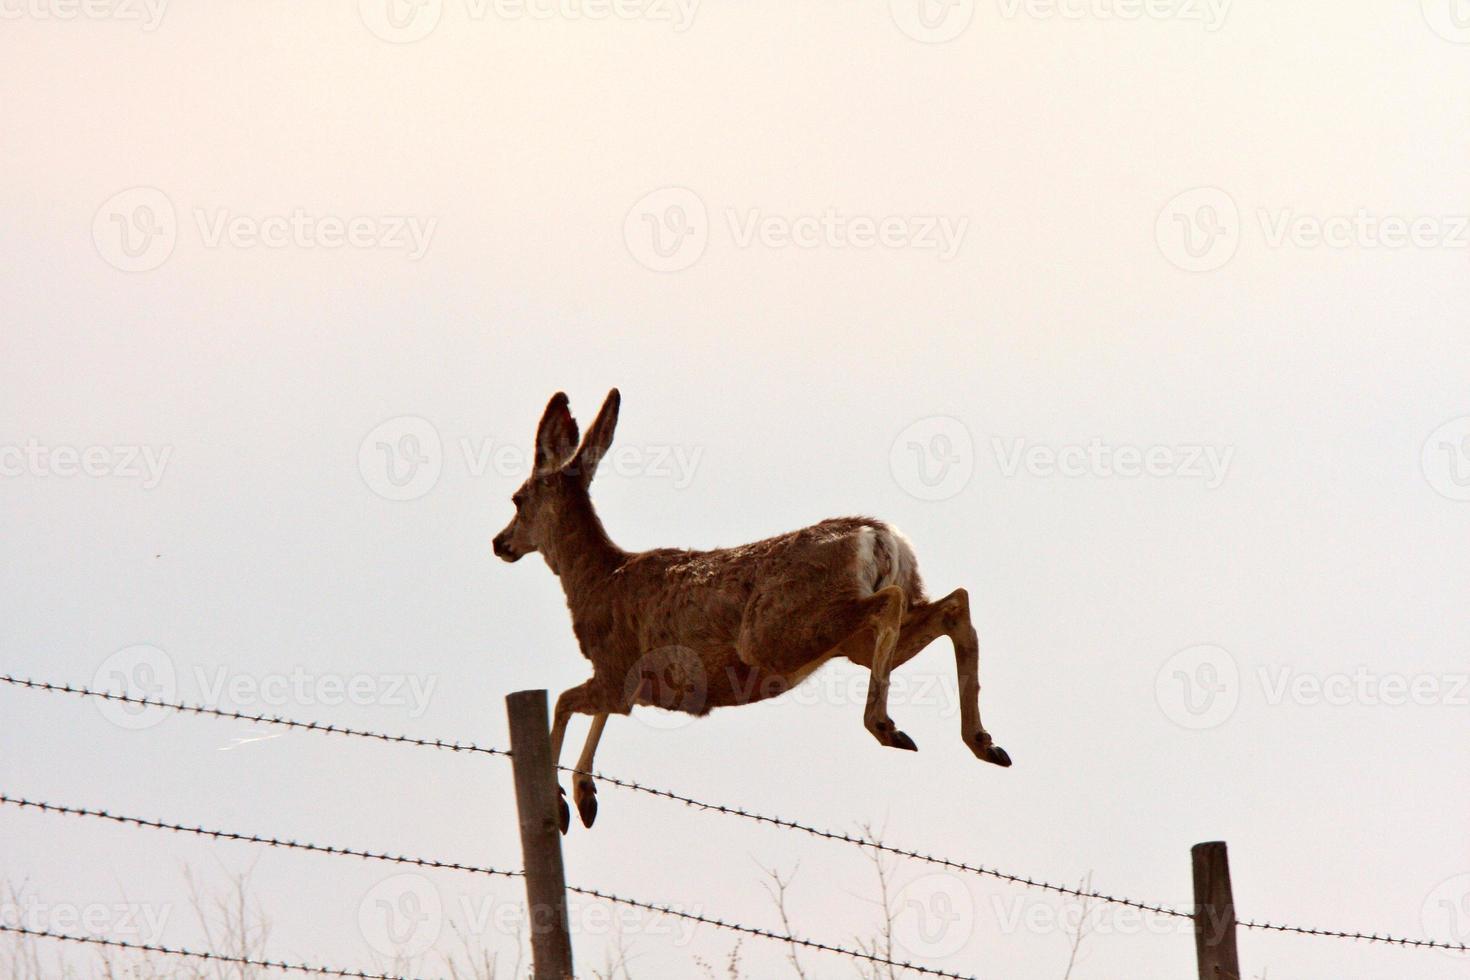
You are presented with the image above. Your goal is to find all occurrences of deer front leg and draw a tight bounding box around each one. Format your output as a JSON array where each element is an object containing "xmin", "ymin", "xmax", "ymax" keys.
[
  {"xmin": 569, "ymin": 714, "xmax": 607, "ymax": 828},
  {"xmin": 552, "ymin": 681, "xmax": 599, "ymax": 834}
]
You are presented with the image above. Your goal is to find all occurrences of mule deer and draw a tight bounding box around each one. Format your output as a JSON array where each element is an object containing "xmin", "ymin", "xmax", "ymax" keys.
[{"xmin": 492, "ymin": 390, "xmax": 1011, "ymax": 832}]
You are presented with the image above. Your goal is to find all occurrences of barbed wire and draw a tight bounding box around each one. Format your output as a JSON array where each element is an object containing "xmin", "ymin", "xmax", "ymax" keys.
[
  {"xmin": 0, "ymin": 795, "xmax": 523, "ymax": 882},
  {"xmin": 0, "ymin": 793, "xmax": 979, "ymax": 979},
  {"xmin": 0, "ymin": 922, "xmax": 422, "ymax": 979},
  {"xmin": 569, "ymin": 765, "xmax": 1194, "ymax": 919},
  {"xmin": 1236, "ymin": 918, "xmax": 1468, "ymax": 951},
  {"xmin": 0, "ymin": 675, "xmax": 508, "ymax": 758},
  {"xmin": 0, "ymin": 675, "xmax": 1196, "ymax": 920},
  {"xmin": 8, "ymin": 673, "xmax": 1469, "ymax": 955}
]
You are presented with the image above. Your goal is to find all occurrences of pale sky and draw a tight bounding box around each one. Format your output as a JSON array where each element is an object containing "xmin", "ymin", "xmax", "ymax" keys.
[{"xmin": 3, "ymin": 2, "xmax": 1470, "ymax": 978}]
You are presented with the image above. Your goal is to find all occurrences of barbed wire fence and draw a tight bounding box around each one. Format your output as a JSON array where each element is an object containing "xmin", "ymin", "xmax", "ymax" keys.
[{"xmin": 2, "ymin": 673, "xmax": 1467, "ymax": 979}]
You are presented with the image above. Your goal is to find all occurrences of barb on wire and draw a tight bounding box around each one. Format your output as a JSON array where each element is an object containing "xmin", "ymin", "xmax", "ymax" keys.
[
  {"xmin": 562, "ymin": 883, "xmax": 980, "ymax": 980},
  {"xmin": 1, "ymin": 793, "xmax": 977, "ymax": 979},
  {"xmin": 0, "ymin": 923, "xmax": 422, "ymax": 979},
  {"xmin": 9, "ymin": 673, "xmax": 1468, "ymax": 956},
  {"xmin": 567, "ymin": 764, "xmax": 1191, "ymax": 919},
  {"xmin": 0, "ymin": 674, "xmax": 508, "ymax": 758},
  {"xmin": 0, "ymin": 794, "xmax": 523, "ymax": 882},
  {"xmin": 569, "ymin": 768, "xmax": 1470, "ymax": 954},
  {"xmin": 1237, "ymin": 918, "xmax": 1470, "ymax": 952}
]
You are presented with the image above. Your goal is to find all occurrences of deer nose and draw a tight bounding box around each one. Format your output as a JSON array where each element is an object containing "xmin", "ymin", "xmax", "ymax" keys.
[{"xmin": 492, "ymin": 533, "xmax": 509, "ymax": 557}]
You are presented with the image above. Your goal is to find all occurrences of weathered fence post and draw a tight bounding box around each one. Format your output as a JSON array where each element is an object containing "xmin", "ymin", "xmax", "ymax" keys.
[
  {"xmin": 506, "ymin": 689, "xmax": 574, "ymax": 979},
  {"xmin": 1191, "ymin": 841, "xmax": 1241, "ymax": 980}
]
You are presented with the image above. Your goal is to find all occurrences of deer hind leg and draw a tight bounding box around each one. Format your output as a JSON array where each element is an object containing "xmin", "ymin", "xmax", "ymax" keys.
[
  {"xmin": 885, "ymin": 588, "xmax": 1011, "ymax": 768},
  {"xmin": 858, "ymin": 585, "xmax": 916, "ymax": 751}
]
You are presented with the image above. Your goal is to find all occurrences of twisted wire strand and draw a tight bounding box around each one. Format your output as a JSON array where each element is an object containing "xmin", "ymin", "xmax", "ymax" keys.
[
  {"xmin": 0, "ymin": 922, "xmax": 421, "ymax": 979},
  {"xmin": 565, "ymin": 765, "xmax": 1194, "ymax": 919},
  {"xmin": 1235, "ymin": 918, "xmax": 1469, "ymax": 951},
  {"xmin": 0, "ymin": 675, "xmax": 508, "ymax": 758},
  {"xmin": 0, "ymin": 794, "xmax": 978, "ymax": 979},
  {"xmin": 8, "ymin": 674, "xmax": 1469, "ymax": 954}
]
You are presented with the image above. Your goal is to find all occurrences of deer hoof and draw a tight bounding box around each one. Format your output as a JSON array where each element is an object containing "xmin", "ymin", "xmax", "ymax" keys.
[
  {"xmin": 577, "ymin": 791, "xmax": 598, "ymax": 828},
  {"xmin": 557, "ymin": 786, "xmax": 571, "ymax": 835},
  {"xmin": 970, "ymin": 734, "xmax": 1012, "ymax": 767},
  {"xmin": 888, "ymin": 730, "xmax": 919, "ymax": 752},
  {"xmin": 574, "ymin": 777, "xmax": 598, "ymax": 828}
]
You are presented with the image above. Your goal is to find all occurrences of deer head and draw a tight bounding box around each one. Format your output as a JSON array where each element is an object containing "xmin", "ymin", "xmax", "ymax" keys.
[{"xmin": 492, "ymin": 389, "xmax": 620, "ymax": 563}]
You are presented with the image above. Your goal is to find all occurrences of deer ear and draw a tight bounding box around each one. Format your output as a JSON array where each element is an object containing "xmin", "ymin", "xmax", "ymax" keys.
[
  {"xmin": 534, "ymin": 392, "xmax": 580, "ymax": 473},
  {"xmin": 570, "ymin": 388, "xmax": 620, "ymax": 484}
]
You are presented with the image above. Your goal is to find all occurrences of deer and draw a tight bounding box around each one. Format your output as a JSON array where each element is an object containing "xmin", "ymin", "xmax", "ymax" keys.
[{"xmin": 492, "ymin": 389, "xmax": 1011, "ymax": 832}]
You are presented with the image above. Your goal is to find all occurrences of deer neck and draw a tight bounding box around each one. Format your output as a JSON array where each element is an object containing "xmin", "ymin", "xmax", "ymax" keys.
[{"xmin": 539, "ymin": 490, "xmax": 623, "ymax": 598}]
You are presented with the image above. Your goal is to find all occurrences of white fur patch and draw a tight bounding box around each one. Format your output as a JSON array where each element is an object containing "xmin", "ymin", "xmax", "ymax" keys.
[
  {"xmin": 886, "ymin": 525, "xmax": 918, "ymax": 593},
  {"xmin": 855, "ymin": 524, "xmax": 919, "ymax": 594},
  {"xmin": 855, "ymin": 526, "xmax": 879, "ymax": 592}
]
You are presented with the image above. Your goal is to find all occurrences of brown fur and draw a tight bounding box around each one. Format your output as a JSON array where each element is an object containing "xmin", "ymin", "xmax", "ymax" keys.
[{"xmin": 492, "ymin": 390, "xmax": 1010, "ymax": 830}]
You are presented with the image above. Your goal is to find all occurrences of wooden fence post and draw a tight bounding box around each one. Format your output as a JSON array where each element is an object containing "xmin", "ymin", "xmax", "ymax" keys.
[
  {"xmin": 1191, "ymin": 841, "xmax": 1241, "ymax": 980},
  {"xmin": 506, "ymin": 689, "xmax": 574, "ymax": 979}
]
